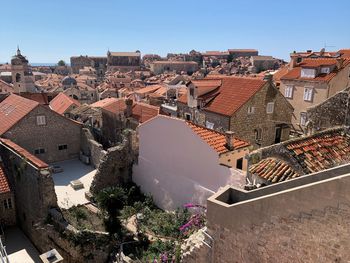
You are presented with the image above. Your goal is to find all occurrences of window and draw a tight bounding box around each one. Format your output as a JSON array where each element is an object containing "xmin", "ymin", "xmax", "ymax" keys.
[
  {"xmin": 16, "ymin": 73, "xmax": 21, "ymax": 82},
  {"xmin": 266, "ymin": 102, "xmax": 274, "ymax": 114},
  {"xmin": 3, "ymin": 198, "xmax": 12, "ymax": 209},
  {"xmin": 206, "ymin": 121, "xmax": 214, "ymax": 129},
  {"xmin": 254, "ymin": 128, "xmax": 262, "ymax": 141},
  {"xmin": 301, "ymin": 68, "xmax": 316, "ymax": 78},
  {"xmin": 285, "ymin": 85, "xmax": 294, "ymax": 98},
  {"xmin": 34, "ymin": 148, "xmax": 45, "ymax": 154},
  {"xmin": 321, "ymin": 67, "xmax": 330, "ymax": 74},
  {"xmin": 58, "ymin": 144, "xmax": 68, "ymax": 151},
  {"xmin": 236, "ymin": 158, "xmax": 243, "ymax": 170},
  {"xmin": 247, "ymin": 106, "xmax": 255, "ymax": 114},
  {"xmin": 303, "ymin": 87, "xmax": 313, "ymax": 102},
  {"xmin": 300, "ymin": 112, "xmax": 308, "ymax": 126},
  {"xmin": 36, "ymin": 115, "xmax": 46, "ymax": 125},
  {"xmin": 185, "ymin": 113, "xmax": 191, "ymax": 121}
]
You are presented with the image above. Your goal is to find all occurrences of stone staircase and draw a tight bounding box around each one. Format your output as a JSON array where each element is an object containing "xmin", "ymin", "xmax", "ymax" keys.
[{"xmin": 181, "ymin": 227, "xmax": 213, "ymax": 263}]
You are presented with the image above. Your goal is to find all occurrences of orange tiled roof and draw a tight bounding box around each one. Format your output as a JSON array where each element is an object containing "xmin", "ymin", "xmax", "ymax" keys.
[
  {"xmin": 0, "ymin": 165, "xmax": 10, "ymax": 194},
  {"xmin": 186, "ymin": 122, "xmax": 250, "ymax": 154},
  {"xmin": 50, "ymin": 93, "xmax": 81, "ymax": 115},
  {"xmin": 339, "ymin": 49, "xmax": 350, "ymax": 58},
  {"xmin": 281, "ymin": 58, "xmax": 350, "ymax": 82},
  {"xmin": 18, "ymin": 92, "xmax": 50, "ymax": 105},
  {"xmin": 0, "ymin": 138, "xmax": 49, "ymax": 169},
  {"xmin": 132, "ymin": 103, "xmax": 159, "ymax": 123},
  {"xmin": 135, "ymin": 85, "xmax": 162, "ymax": 95},
  {"xmin": 0, "ymin": 94, "xmax": 39, "ymax": 135},
  {"xmin": 273, "ymin": 66, "xmax": 289, "ymax": 83},
  {"xmin": 286, "ymin": 131, "xmax": 350, "ymax": 174},
  {"xmin": 249, "ymin": 158, "xmax": 300, "ymax": 183},
  {"xmin": 204, "ymin": 76, "xmax": 267, "ymax": 116}
]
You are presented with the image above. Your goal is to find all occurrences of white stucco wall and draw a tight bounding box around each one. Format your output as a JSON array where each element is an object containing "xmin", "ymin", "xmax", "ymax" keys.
[{"xmin": 132, "ymin": 115, "xmax": 245, "ymax": 211}]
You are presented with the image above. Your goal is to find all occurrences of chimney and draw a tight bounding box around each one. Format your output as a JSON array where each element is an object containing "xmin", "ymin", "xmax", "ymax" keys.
[
  {"xmin": 336, "ymin": 57, "xmax": 344, "ymax": 70},
  {"xmin": 289, "ymin": 53, "xmax": 299, "ymax": 69},
  {"xmin": 125, "ymin": 98, "xmax": 133, "ymax": 118},
  {"xmin": 225, "ymin": 131, "xmax": 235, "ymax": 151}
]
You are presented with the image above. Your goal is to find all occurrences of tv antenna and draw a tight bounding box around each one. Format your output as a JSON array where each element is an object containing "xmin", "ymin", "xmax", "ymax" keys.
[{"xmin": 324, "ymin": 43, "xmax": 336, "ymax": 49}]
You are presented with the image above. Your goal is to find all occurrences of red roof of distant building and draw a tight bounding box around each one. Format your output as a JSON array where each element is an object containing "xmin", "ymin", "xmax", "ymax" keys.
[
  {"xmin": 0, "ymin": 165, "xmax": 11, "ymax": 194},
  {"xmin": 0, "ymin": 138, "xmax": 49, "ymax": 169},
  {"xmin": 281, "ymin": 58, "xmax": 350, "ymax": 82},
  {"xmin": 50, "ymin": 92, "xmax": 81, "ymax": 115},
  {"xmin": 186, "ymin": 121, "xmax": 250, "ymax": 154},
  {"xmin": 18, "ymin": 92, "xmax": 51, "ymax": 105},
  {"xmin": 132, "ymin": 103, "xmax": 159, "ymax": 123},
  {"xmin": 204, "ymin": 76, "xmax": 267, "ymax": 116},
  {"xmin": 0, "ymin": 94, "xmax": 39, "ymax": 135}
]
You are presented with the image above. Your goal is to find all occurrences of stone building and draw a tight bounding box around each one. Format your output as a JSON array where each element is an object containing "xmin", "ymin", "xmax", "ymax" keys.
[
  {"xmin": 11, "ymin": 48, "xmax": 37, "ymax": 93},
  {"xmin": 228, "ymin": 48, "xmax": 259, "ymax": 58},
  {"xmin": 177, "ymin": 75, "xmax": 294, "ymax": 148},
  {"xmin": 49, "ymin": 92, "xmax": 81, "ymax": 116},
  {"xmin": 306, "ymin": 88, "xmax": 350, "ymax": 134},
  {"xmin": 107, "ymin": 51, "xmax": 141, "ymax": 72},
  {"xmin": 0, "ymin": 94, "xmax": 82, "ymax": 163},
  {"xmin": 250, "ymin": 55, "xmax": 279, "ymax": 73},
  {"xmin": 280, "ymin": 52, "xmax": 350, "ymax": 132},
  {"xmin": 0, "ymin": 163, "xmax": 16, "ymax": 226},
  {"xmin": 70, "ymin": 55, "xmax": 107, "ymax": 77},
  {"xmin": 150, "ymin": 61, "xmax": 199, "ymax": 75}
]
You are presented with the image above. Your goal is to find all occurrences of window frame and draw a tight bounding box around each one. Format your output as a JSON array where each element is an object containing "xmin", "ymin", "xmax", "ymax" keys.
[
  {"xmin": 300, "ymin": 112, "xmax": 308, "ymax": 126},
  {"xmin": 184, "ymin": 113, "xmax": 191, "ymax": 121},
  {"xmin": 285, "ymin": 85, "xmax": 294, "ymax": 99},
  {"xmin": 205, "ymin": 120, "xmax": 214, "ymax": 129},
  {"xmin": 266, "ymin": 102, "xmax": 274, "ymax": 114},
  {"xmin": 58, "ymin": 144, "xmax": 68, "ymax": 151},
  {"xmin": 36, "ymin": 115, "xmax": 46, "ymax": 126},
  {"xmin": 34, "ymin": 148, "xmax": 46, "ymax": 155},
  {"xmin": 303, "ymin": 87, "xmax": 314, "ymax": 102}
]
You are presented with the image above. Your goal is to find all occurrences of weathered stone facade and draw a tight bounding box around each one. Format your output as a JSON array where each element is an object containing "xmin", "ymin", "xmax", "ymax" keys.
[
  {"xmin": 178, "ymin": 81, "xmax": 293, "ymax": 148},
  {"xmin": 3, "ymin": 105, "xmax": 82, "ymax": 163},
  {"xmin": 90, "ymin": 130, "xmax": 136, "ymax": 194},
  {"xmin": 150, "ymin": 61, "xmax": 199, "ymax": 75},
  {"xmin": 0, "ymin": 191, "xmax": 16, "ymax": 226},
  {"xmin": 70, "ymin": 55, "xmax": 107, "ymax": 77},
  {"xmin": 107, "ymin": 51, "xmax": 141, "ymax": 72},
  {"xmin": 307, "ymin": 89, "xmax": 350, "ymax": 134}
]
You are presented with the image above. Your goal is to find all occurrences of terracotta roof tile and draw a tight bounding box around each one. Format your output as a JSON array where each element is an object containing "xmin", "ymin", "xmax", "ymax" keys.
[
  {"xmin": 186, "ymin": 122, "xmax": 250, "ymax": 154},
  {"xmin": 0, "ymin": 94, "xmax": 39, "ymax": 135},
  {"xmin": 281, "ymin": 58, "xmax": 350, "ymax": 82},
  {"xmin": 204, "ymin": 76, "xmax": 267, "ymax": 116},
  {"xmin": 0, "ymin": 138, "xmax": 49, "ymax": 169},
  {"xmin": 50, "ymin": 92, "xmax": 81, "ymax": 115},
  {"xmin": 132, "ymin": 103, "xmax": 159, "ymax": 123},
  {"xmin": 0, "ymin": 165, "xmax": 10, "ymax": 194},
  {"xmin": 250, "ymin": 158, "xmax": 300, "ymax": 183}
]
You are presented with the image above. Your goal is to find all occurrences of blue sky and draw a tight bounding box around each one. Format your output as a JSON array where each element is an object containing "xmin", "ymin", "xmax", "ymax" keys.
[{"xmin": 1, "ymin": 0, "xmax": 349, "ymax": 63}]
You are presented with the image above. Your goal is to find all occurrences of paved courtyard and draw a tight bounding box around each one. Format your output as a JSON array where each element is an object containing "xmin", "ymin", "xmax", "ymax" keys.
[
  {"xmin": 4, "ymin": 227, "xmax": 41, "ymax": 263},
  {"xmin": 52, "ymin": 159, "xmax": 96, "ymax": 209}
]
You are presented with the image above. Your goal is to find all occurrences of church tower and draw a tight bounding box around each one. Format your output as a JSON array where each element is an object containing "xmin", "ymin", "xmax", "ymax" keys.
[{"xmin": 11, "ymin": 47, "xmax": 36, "ymax": 93}]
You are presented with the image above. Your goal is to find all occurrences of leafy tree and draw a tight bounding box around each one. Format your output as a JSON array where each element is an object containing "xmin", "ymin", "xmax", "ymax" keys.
[
  {"xmin": 227, "ymin": 53, "xmax": 234, "ymax": 63},
  {"xmin": 57, "ymin": 60, "xmax": 66, "ymax": 66},
  {"xmin": 96, "ymin": 186, "xmax": 127, "ymax": 236}
]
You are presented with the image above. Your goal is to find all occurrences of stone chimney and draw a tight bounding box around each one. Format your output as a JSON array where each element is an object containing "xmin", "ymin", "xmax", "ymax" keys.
[
  {"xmin": 225, "ymin": 131, "xmax": 235, "ymax": 151},
  {"xmin": 336, "ymin": 57, "xmax": 344, "ymax": 70},
  {"xmin": 125, "ymin": 98, "xmax": 133, "ymax": 118},
  {"xmin": 289, "ymin": 53, "xmax": 299, "ymax": 69}
]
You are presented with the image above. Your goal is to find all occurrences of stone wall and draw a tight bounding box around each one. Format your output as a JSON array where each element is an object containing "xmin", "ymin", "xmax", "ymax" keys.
[
  {"xmin": 184, "ymin": 171, "xmax": 350, "ymax": 263},
  {"xmin": 230, "ymin": 82, "xmax": 293, "ymax": 148},
  {"xmin": 307, "ymin": 89, "xmax": 350, "ymax": 133},
  {"xmin": 4, "ymin": 105, "xmax": 82, "ymax": 164},
  {"xmin": 80, "ymin": 128, "xmax": 107, "ymax": 168},
  {"xmin": 90, "ymin": 130, "xmax": 136, "ymax": 194},
  {"xmin": 0, "ymin": 191, "xmax": 16, "ymax": 226},
  {"xmin": 0, "ymin": 142, "xmax": 58, "ymax": 242}
]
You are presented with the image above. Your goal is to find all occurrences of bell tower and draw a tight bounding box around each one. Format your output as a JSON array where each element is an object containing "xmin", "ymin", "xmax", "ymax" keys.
[{"xmin": 11, "ymin": 47, "xmax": 36, "ymax": 93}]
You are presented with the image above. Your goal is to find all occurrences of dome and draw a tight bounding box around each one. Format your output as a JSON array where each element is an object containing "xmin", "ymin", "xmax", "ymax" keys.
[{"xmin": 62, "ymin": 76, "xmax": 77, "ymax": 86}]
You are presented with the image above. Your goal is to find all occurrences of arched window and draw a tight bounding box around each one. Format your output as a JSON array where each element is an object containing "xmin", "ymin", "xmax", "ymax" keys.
[{"xmin": 16, "ymin": 73, "xmax": 21, "ymax": 82}]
